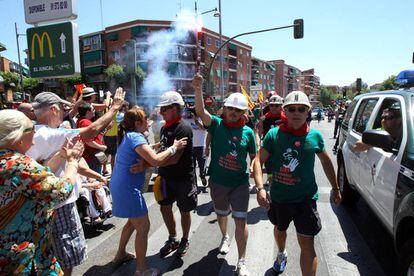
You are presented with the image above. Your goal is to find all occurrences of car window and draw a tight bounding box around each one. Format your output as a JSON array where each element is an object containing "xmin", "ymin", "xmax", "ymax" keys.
[
  {"xmin": 352, "ymin": 98, "xmax": 378, "ymax": 134},
  {"xmin": 372, "ymin": 98, "xmax": 402, "ymax": 130},
  {"xmin": 342, "ymin": 100, "xmax": 357, "ymax": 128}
]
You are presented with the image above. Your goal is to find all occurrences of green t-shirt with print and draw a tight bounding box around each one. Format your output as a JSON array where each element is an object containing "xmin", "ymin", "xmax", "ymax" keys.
[
  {"xmin": 262, "ymin": 127, "xmax": 325, "ymax": 203},
  {"xmin": 207, "ymin": 115, "xmax": 257, "ymax": 187}
]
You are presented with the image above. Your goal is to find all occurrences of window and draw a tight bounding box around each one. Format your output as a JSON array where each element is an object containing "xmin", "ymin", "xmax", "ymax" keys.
[
  {"xmin": 216, "ymin": 39, "xmax": 220, "ymax": 48},
  {"xmin": 352, "ymin": 98, "xmax": 378, "ymax": 134},
  {"xmin": 240, "ymin": 49, "xmax": 243, "ymax": 55},
  {"xmin": 372, "ymin": 98, "xmax": 402, "ymax": 130},
  {"xmin": 207, "ymin": 37, "xmax": 212, "ymax": 45},
  {"xmin": 111, "ymin": 50, "xmax": 120, "ymax": 61}
]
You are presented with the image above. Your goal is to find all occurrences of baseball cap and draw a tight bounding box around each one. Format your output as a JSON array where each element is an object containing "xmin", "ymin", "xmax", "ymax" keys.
[
  {"xmin": 82, "ymin": 87, "xmax": 97, "ymax": 98},
  {"xmin": 32, "ymin": 92, "xmax": 72, "ymax": 110},
  {"xmin": 282, "ymin": 91, "xmax": 311, "ymax": 109}
]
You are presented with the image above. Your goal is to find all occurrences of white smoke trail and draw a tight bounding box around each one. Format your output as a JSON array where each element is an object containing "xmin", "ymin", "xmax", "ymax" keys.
[{"xmin": 140, "ymin": 9, "xmax": 198, "ymax": 110}]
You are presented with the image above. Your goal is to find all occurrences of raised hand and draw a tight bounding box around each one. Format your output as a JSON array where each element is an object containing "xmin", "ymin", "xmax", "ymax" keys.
[
  {"xmin": 112, "ymin": 87, "xmax": 126, "ymax": 111},
  {"xmin": 192, "ymin": 74, "xmax": 203, "ymax": 90}
]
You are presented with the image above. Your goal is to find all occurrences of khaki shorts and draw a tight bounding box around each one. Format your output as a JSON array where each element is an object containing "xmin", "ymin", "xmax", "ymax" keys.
[{"xmin": 209, "ymin": 180, "xmax": 250, "ymax": 219}]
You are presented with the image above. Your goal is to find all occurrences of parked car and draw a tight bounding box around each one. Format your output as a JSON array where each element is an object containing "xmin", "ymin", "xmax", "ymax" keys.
[{"xmin": 336, "ymin": 74, "xmax": 414, "ymax": 275}]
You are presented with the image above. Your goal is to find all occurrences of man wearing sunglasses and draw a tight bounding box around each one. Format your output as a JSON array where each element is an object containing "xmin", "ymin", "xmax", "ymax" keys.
[
  {"xmin": 155, "ymin": 91, "xmax": 197, "ymax": 259},
  {"xmin": 257, "ymin": 94, "xmax": 285, "ymax": 187},
  {"xmin": 193, "ymin": 75, "xmax": 259, "ymax": 276},
  {"xmin": 255, "ymin": 90, "xmax": 341, "ymax": 275}
]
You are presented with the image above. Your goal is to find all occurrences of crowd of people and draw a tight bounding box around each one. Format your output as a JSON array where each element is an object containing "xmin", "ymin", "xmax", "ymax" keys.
[{"xmin": 0, "ymin": 75, "xmax": 348, "ymax": 276}]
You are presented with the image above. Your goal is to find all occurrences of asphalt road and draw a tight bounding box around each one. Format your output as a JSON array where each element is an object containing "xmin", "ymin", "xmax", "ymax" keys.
[{"xmin": 73, "ymin": 119, "xmax": 396, "ymax": 276}]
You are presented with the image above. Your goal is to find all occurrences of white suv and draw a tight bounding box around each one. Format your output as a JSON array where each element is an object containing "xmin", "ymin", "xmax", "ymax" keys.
[{"xmin": 336, "ymin": 87, "xmax": 414, "ymax": 275}]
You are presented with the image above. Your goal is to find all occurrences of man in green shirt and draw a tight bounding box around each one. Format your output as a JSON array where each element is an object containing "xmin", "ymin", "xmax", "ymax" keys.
[
  {"xmin": 193, "ymin": 74, "xmax": 261, "ymax": 276},
  {"xmin": 255, "ymin": 91, "xmax": 342, "ymax": 276}
]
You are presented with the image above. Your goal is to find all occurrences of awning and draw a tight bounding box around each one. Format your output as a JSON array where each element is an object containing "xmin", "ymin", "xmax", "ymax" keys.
[
  {"xmin": 131, "ymin": 26, "xmax": 147, "ymax": 37},
  {"xmin": 83, "ymin": 51, "xmax": 101, "ymax": 62},
  {"xmin": 107, "ymin": 32, "xmax": 119, "ymax": 41},
  {"xmin": 228, "ymin": 43, "xmax": 237, "ymax": 51}
]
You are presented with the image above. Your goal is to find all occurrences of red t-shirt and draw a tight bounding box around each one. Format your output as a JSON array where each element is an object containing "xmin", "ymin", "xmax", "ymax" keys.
[{"xmin": 76, "ymin": 118, "xmax": 104, "ymax": 162}]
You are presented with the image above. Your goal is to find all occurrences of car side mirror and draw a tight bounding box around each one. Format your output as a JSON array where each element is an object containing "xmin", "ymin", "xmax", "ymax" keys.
[{"xmin": 362, "ymin": 129, "xmax": 394, "ymax": 153}]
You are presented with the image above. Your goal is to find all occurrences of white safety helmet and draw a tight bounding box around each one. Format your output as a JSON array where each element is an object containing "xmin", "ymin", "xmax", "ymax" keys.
[
  {"xmin": 269, "ymin": 95, "xmax": 283, "ymax": 105},
  {"xmin": 224, "ymin": 93, "xmax": 248, "ymax": 110},
  {"xmin": 157, "ymin": 91, "xmax": 185, "ymax": 107},
  {"xmin": 282, "ymin": 91, "xmax": 311, "ymax": 109}
]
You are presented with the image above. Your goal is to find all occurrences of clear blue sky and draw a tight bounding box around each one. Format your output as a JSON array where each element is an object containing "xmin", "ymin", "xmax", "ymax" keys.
[{"xmin": 1, "ymin": 0, "xmax": 413, "ymax": 86}]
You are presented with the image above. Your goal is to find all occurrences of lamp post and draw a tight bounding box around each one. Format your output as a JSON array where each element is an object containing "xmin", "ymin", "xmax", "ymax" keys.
[
  {"xmin": 216, "ymin": 0, "xmax": 224, "ymax": 104},
  {"xmin": 206, "ymin": 19, "xmax": 304, "ymax": 97},
  {"xmin": 14, "ymin": 23, "xmax": 26, "ymax": 100}
]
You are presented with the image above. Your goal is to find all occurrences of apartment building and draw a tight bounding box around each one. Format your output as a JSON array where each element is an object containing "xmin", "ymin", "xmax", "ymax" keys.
[
  {"xmin": 269, "ymin": 59, "xmax": 301, "ymax": 98},
  {"xmin": 80, "ymin": 19, "xmax": 252, "ymax": 100},
  {"xmin": 300, "ymin": 68, "xmax": 320, "ymax": 105},
  {"xmin": 250, "ymin": 57, "xmax": 275, "ymax": 100}
]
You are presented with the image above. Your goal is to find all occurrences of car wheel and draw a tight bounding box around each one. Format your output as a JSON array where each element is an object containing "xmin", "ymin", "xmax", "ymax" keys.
[
  {"xmin": 397, "ymin": 239, "xmax": 414, "ymax": 276},
  {"xmin": 338, "ymin": 160, "xmax": 360, "ymax": 205}
]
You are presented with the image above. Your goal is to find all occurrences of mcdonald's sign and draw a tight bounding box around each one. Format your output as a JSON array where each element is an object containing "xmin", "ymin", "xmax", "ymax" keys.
[
  {"xmin": 27, "ymin": 21, "xmax": 80, "ymax": 78},
  {"xmin": 31, "ymin": 32, "xmax": 54, "ymax": 60}
]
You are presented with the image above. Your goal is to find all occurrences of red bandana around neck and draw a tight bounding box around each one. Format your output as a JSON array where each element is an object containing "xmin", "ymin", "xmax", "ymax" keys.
[
  {"xmin": 163, "ymin": 116, "xmax": 182, "ymax": 128},
  {"xmin": 265, "ymin": 112, "xmax": 286, "ymax": 120},
  {"xmin": 279, "ymin": 120, "xmax": 309, "ymax": 136},
  {"xmin": 223, "ymin": 118, "xmax": 246, "ymax": 128}
]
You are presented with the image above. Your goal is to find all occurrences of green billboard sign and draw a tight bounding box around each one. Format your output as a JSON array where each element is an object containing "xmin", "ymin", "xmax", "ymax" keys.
[{"xmin": 26, "ymin": 21, "xmax": 80, "ymax": 78}]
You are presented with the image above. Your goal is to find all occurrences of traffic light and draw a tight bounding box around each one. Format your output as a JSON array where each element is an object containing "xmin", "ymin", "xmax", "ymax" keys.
[
  {"xmin": 294, "ymin": 19, "xmax": 304, "ymax": 39},
  {"xmin": 356, "ymin": 78, "xmax": 362, "ymax": 92}
]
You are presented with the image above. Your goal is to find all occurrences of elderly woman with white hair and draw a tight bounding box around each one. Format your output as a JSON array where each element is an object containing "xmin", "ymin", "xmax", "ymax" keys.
[{"xmin": 0, "ymin": 109, "xmax": 83, "ymax": 275}]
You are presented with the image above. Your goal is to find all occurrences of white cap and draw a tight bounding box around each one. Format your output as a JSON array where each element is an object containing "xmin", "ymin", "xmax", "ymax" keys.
[
  {"xmin": 224, "ymin": 93, "xmax": 248, "ymax": 110},
  {"xmin": 269, "ymin": 95, "xmax": 283, "ymax": 105},
  {"xmin": 157, "ymin": 91, "xmax": 185, "ymax": 107},
  {"xmin": 283, "ymin": 91, "xmax": 311, "ymax": 109}
]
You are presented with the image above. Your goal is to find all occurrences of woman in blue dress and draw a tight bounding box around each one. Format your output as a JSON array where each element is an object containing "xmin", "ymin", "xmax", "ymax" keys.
[{"xmin": 110, "ymin": 106, "xmax": 187, "ymax": 276}]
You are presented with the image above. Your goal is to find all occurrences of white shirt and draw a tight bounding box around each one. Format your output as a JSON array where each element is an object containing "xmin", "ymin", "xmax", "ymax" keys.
[
  {"xmin": 183, "ymin": 118, "xmax": 207, "ymax": 148},
  {"xmin": 26, "ymin": 124, "xmax": 81, "ymax": 208}
]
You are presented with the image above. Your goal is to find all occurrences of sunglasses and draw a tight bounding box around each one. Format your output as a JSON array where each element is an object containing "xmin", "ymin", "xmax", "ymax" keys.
[
  {"xmin": 160, "ymin": 105, "xmax": 174, "ymax": 113},
  {"xmin": 381, "ymin": 115, "xmax": 398, "ymax": 121},
  {"xmin": 226, "ymin": 106, "xmax": 244, "ymax": 113},
  {"xmin": 285, "ymin": 106, "xmax": 308, "ymax": 113},
  {"xmin": 23, "ymin": 126, "xmax": 35, "ymax": 133}
]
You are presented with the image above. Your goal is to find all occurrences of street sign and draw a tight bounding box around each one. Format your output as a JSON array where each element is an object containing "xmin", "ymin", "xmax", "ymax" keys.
[
  {"xmin": 24, "ymin": 0, "xmax": 77, "ymax": 25},
  {"xmin": 204, "ymin": 96, "xmax": 214, "ymax": 106},
  {"xmin": 26, "ymin": 21, "xmax": 80, "ymax": 78}
]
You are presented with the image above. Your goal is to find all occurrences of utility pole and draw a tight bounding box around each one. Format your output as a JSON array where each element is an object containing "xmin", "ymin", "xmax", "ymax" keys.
[
  {"xmin": 15, "ymin": 22, "xmax": 25, "ymax": 100},
  {"xmin": 218, "ymin": 0, "xmax": 224, "ymax": 104}
]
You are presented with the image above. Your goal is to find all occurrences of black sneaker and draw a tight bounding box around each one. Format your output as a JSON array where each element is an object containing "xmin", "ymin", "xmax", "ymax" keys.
[
  {"xmin": 159, "ymin": 237, "xmax": 179, "ymax": 258},
  {"xmin": 176, "ymin": 238, "xmax": 189, "ymax": 257}
]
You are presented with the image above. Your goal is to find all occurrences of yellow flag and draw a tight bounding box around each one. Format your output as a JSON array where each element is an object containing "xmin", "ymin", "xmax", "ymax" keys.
[
  {"xmin": 240, "ymin": 85, "xmax": 255, "ymax": 110},
  {"xmin": 258, "ymin": 91, "xmax": 264, "ymax": 104}
]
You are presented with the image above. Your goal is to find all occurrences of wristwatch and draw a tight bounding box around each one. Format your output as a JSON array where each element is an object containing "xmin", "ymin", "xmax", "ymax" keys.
[{"xmin": 257, "ymin": 187, "xmax": 265, "ymax": 193}]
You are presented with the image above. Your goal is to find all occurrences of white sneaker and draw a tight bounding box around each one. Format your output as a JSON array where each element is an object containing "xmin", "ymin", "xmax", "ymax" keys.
[
  {"xmin": 236, "ymin": 259, "xmax": 250, "ymax": 276},
  {"xmin": 218, "ymin": 234, "xmax": 230, "ymax": 254}
]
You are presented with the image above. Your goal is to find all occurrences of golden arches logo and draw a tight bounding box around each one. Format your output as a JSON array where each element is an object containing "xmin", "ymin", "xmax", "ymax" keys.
[{"xmin": 31, "ymin": 32, "xmax": 54, "ymax": 60}]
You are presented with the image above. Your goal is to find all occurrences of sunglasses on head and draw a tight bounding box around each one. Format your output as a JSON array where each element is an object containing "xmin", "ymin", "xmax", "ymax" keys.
[
  {"xmin": 23, "ymin": 125, "xmax": 35, "ymax": 133},
  {"xmin": 226, "ymin": 106, "xmax": 244, "ymax": 113},
  {"xmin": 285, "ymin": 106, "xmax": 308, "ymax": 113}
]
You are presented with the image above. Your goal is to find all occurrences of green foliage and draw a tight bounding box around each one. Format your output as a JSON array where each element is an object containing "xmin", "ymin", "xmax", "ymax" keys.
[
  {"xmin": 23, "ymin": 77, "xmax": 39, "ymax": 90},
  {"xmin": 319, "ymin": 86, "xmax": 341, "ymax": 107},
  {"xmin": 62, "ymin": 75, "xmax": 84, "ymax": 86},
  {"xmin": 104, "ymin": 64, "xmax": 126, "ymax": 85},
  {"xmin": 135, "ymin": 65, "xmax": 146, "ymax": 84},
  {"xmin": 0, "ymin": 71, "xmax": 20, "ymax": 90},
  {"xmin": 381, "ymin": 76, "xmax": 397, "ymax": 90}
]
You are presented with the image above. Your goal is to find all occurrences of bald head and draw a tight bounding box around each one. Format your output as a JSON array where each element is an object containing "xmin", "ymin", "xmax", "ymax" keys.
[{"xmin": 17, "ymin": 103, "xmax": 36, "ymax": 120}]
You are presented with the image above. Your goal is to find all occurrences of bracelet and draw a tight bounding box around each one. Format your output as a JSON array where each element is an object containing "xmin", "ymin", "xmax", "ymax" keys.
[{"xmin": 168, "ymin": 146, "xmax": 177, "ymax": 156}]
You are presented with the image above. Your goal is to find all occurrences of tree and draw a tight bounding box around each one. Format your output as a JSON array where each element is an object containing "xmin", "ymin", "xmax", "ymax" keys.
[
  {"xmin": 104, "ymin": 64, "xmax": 126, "ymax": 86},
  {"xmin": 23, "ymin": 77, "xmax": 39, "ymax": 91},
  {"xmin": 319, "ymin": 86, "xmax": 341, "ymax": 106},
  {"xmin": 380, "ymin": 76, "xmax": 397, "ymax": 91},
  {"xmin": 0, "ymin": 71, "xmax": 20, "ymax": 91},
  {"xmin": 135, "ymin": 65, "xmax": 146, "ymax": 85},
  {"xmin": 62, "ymin": 75, "xmax": 84, "ymax": 87}
]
